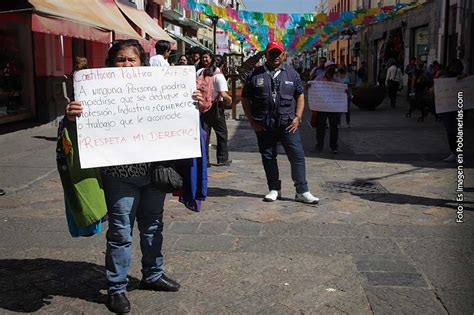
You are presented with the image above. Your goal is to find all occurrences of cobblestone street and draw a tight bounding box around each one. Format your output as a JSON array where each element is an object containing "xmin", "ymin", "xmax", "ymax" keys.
[{"xmin": 1, "ymin": 98, "xmax": 473, "ymax": 314}]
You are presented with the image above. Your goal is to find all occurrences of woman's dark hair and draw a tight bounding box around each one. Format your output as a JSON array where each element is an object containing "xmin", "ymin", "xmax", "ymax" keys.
[
  {"xmin": 202, "ymin": 52, "xmax": 221, "ymax": 77},
  {"xmin": 105, "ymin": 39, "xmax": 148, "ymax": 67},
  {"xmin": 74, "ymin": 56, "xmax": 88, "ymax": 71},
  {"xmin": 213, "ymin": 55, "xmax": 224, "ymax": 68}
]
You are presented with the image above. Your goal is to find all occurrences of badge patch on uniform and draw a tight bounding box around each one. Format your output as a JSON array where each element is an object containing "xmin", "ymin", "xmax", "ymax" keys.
[
  {"xmin": 257, "ymin": 78, "xmax": 264, "ymax": 86},
  {"xmin": 284, "ymin": 81, "xmax": 294, "ymax": 85}
]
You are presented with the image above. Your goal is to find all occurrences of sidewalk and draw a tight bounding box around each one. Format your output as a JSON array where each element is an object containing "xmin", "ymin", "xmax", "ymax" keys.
[{"xmin": 0, "ymin": 97, "xmax": 473, "ymax": 314}]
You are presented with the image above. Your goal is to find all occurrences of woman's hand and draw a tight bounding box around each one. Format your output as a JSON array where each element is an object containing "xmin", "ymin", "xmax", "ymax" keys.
[
  {"xmin": 192, "ymin": 90, "xmax": 205, "ymax": 109},
  {"xmin": 65, "ymin": 101, "xmax": 83, "ymax": 122}
]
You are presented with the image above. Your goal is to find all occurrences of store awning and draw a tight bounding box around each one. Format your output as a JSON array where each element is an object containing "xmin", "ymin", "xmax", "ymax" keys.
[
  {"xmin": 28, "ymin": 0, "xmax": 142, "ymax": 42},
  {"xmin": 162, "ymin": 9, "xmax": 189, "ymax": 25},
  {"xmin": 167, "ymin": 31, "xmax": 196, "ymax": 47},
  {"xmin": 371, "ymin": 31, "xmax": 385, "ymax": 41},
  {"xmin": 31, "ymin": 13, "xmax": 110, "ymax": 43},
  {"xmin": 166, "ymin": 31, "xmax": 212, "ymax": 52},
  {"xmin": 115, "ymin": 1, "xmax": 175, "ymax": 44},
  {"xmin": 185, "ymin": 36, "xmax": 212, "ymax": 52}
]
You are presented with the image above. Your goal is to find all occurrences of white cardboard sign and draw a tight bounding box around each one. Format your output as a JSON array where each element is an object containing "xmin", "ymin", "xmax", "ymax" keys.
[
  {"xmin": 434, "ymin": 76, "xmax": 474, "ymax": 113},
  {"xmin": 73, "ymin": 66, "xmax": 200, "ymax": 169},
  {"xmin": 307, "ymin": 80, "xmax": 348, "ymax": 112}
]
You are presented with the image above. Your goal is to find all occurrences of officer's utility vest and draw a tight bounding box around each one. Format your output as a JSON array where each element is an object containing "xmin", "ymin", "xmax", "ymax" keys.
[{"xmin": 248, "ymin": 65, "xmax": 298, "ymax": 128}]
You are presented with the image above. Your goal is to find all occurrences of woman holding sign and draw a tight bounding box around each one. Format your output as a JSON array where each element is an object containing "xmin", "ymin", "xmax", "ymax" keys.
[{"xmin": 66, "ymin": 39, "xmax": 204, "ymax": 314}]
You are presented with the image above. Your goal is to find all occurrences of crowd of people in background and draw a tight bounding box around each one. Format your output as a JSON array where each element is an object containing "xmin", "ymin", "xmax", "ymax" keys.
[
  {"xmin": 73, "ymin": 41, "xmax": 468, "ymax": 167},
  {"xmin": 297, "ymin": 53, "xmax": 468, "ymax": 163}
]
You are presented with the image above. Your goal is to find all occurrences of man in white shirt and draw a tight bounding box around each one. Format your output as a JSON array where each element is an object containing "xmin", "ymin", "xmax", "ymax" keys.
[
  {"xmin": 385, "ymin": 59, "xmax": 403, "ymax": 108},
  {"xmin": 149, "ymin": 40, "xmax": 171, "ymax": 67}
]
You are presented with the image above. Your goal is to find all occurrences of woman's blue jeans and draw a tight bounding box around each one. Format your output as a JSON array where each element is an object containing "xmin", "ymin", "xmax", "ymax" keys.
[{"xmin": 102, "ymin": 174, "xmax": 166, "ymax": 295}]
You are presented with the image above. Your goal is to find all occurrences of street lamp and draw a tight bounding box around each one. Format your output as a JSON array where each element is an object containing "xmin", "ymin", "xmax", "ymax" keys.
[
  {"xmin": 340, "ymin": 29, "xmax": 357, "ymax": 65},
  {"xmin": 203, "ymin": 15, "xmax": 223, "ymax": 54},
  {"xmin": 237, "ymin": 35, "xmax": 245, "ymax": 55}
]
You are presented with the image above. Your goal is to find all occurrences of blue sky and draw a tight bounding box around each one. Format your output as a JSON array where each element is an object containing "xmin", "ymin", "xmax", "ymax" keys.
[{"xmin": 243, "ymin": 0, "xmax": 317, "ymax": 13}]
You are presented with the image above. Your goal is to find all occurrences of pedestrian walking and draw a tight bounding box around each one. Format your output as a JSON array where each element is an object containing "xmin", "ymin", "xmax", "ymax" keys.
[
  {"xmin": 405, "ymin": 57, "xmax": 417, "ymax": 97},
  {"xmin": 337, "ymin": 66, "xmax": 352, "ymax": 127},
  {"xmin": 241, "ymin": 41, "xmax": 319, "ymax": 204},
  {"xmin": 385, "ymin": 59, "xmax": 403, "ymax": 108},
  {"xmin": 197, "ymin": 53, "xmax": 233, "ymax": 167},
  {"xmin": 312, "ymin": 60, "xmax": 342, "ymax": 154},
  {"xmin": 408, "ymin": 61, "xmax": 434, "ymax": 119},
  {"xmin": 149, "ymin": 40, "xmax": 171, "ymax": 67},
  {"xmin": 65, "ymin": 39, "xmax": 205, "ymax": 314}
]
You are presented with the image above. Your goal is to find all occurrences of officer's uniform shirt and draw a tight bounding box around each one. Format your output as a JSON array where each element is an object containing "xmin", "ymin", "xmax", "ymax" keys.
[{"xmin": 242, "ymin": 63, "xmax": 304, "ymax": 128}]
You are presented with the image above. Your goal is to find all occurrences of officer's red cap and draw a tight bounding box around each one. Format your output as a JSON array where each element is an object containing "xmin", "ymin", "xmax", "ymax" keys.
[{"xmin": 266, "ymin": 41, "xmax": 284, "ymax": 53}]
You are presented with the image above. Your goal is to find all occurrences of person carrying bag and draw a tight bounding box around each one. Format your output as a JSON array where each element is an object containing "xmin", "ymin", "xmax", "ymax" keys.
[{"xmin": 197, "ymin": 52, "xmax": 233, "ymax": 167}]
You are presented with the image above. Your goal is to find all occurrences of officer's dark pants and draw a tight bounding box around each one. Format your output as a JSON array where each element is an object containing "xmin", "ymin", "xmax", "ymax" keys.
[
  {"xmin": 201, "ymin": 104, "xmax": 229, "ymax": 164},
  {"xmin": 255, "ymin": 127, "xmax": 308, "ymax": 194},
  {"xmin": 316, "ymin": 112, "xmax": 340, "ymax": 150}
]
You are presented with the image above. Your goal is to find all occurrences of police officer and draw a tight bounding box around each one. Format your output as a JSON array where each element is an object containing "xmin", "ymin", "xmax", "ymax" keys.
[{"xmin": 241, "ymin": 41, "xmax": 319, "ymax": 204}]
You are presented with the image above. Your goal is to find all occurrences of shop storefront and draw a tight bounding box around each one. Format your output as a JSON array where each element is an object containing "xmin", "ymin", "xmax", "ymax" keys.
[
  {"xmin": 360, "ymin": 1, "xmax": 437, "ymax": 85},
  {"xmin": 0, "ymin": 0, "xmax": 171, "ymax": 125},
  {"xmin": 413, "ymin": 26, "xmax": 429, "ymax": 63},
  {"xmin": 0, "ymin": 13, "xmax": 35, "ymax": 124}
]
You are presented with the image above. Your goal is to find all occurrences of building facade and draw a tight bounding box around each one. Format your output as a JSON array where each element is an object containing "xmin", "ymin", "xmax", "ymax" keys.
[
  {"xmin": 358, "ymin": 0, "xmax": 440, "ymax": 84},
  {"xmin": 0, "ymin": 0, "xmax": 170, "ymax": 124},
  {"xmin": 161, "ymin": 0, "xmax": 245, "ymax": 62},
  {"xmin": 327, "ymin": 0, "xmax": 357, "ymax": 66},
  {"xmin": 437, "ymin": 0, "xmax": 473, "ymax": 74}
]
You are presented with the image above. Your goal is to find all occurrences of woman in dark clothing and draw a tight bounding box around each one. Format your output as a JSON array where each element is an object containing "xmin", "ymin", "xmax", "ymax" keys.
[{"xmin": 65, "ymin": 39, "xmax": 205, "ymax": 313}]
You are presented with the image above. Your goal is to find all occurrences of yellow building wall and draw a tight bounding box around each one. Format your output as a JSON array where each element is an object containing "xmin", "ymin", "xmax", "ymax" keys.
[{"xmin": 326, "ymin": 0, "xmax": 357, "ymax": 66}]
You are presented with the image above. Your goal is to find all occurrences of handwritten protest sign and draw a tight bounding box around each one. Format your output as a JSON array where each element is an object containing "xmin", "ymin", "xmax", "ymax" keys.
[
  {"xmin": 307, "ymin": 80, "xmax": 348, "ymax": 112},
  {"xmin": 434, "ymin": 76, "xmax": 474, "ymax": 113},
  {"xmin": 74, "ymin": 66, "xmax": 199, "ymax": 168}
]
